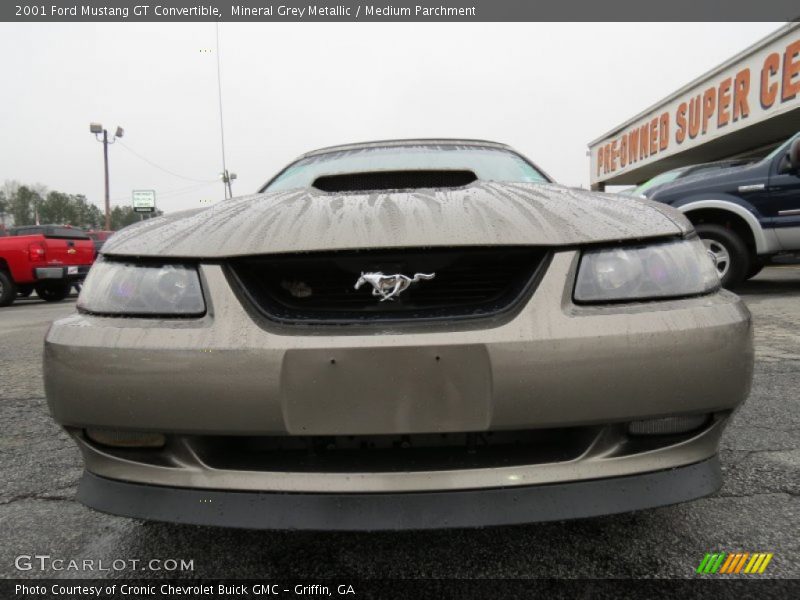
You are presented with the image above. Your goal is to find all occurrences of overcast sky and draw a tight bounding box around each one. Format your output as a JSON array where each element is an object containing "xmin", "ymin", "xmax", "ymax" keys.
[{"xmin": 0, "ymin": 22, "xmax": 783, "ymax": 213}]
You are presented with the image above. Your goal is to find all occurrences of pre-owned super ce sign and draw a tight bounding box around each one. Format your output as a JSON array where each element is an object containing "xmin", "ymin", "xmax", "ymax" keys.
[{"xmin": 593, "ymin": 28, "xmax": 800, "ymax": 180}]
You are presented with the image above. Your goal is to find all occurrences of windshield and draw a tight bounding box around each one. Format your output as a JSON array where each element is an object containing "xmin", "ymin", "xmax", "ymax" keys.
[
  {"xmin": 687, "ymin": 163, "xmax": 734, "ymax": 176},
  {"xmin": 264, "ymin": 146, "xmax": 550, "ymax": 191},
  {"xmin": 632, "ymin": 168, "xmax": 688, "ymax": 196}
]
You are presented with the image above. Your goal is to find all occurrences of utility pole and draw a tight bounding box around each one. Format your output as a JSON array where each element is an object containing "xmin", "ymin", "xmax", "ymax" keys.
[
  {"xmin": 216, "ymin": 23, "xmax": 235, "ymax": 200},
  {"xmin": 221, "ymin": 170, "xmax": 237, "ymax": 198},
  {"xmin": 90, "ymin": 123, "xmax": 124, "ymax": 230}
]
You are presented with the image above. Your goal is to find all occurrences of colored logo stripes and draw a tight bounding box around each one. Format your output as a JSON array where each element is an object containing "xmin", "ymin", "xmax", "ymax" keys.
[{"xmin": 696, "ymin": 552, "xmax": 774, "ymax": 574}]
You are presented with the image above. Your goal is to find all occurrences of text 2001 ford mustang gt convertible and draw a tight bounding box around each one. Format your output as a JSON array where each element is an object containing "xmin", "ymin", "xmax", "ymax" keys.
[{"xmin": 44, "ymin": 139, "xmax": 753, "ymax": 530}]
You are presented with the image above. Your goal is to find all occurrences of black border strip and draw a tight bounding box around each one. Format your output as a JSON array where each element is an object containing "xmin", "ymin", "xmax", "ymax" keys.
[{"xmin": 4, "ymin": 2, "xmax": 800, "ymax": 22}]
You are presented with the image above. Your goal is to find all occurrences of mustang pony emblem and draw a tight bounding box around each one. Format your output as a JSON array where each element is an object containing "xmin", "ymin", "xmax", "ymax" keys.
[{"xmin": 354, "ymin": 272, "xmax": 435, "ymax": 301}]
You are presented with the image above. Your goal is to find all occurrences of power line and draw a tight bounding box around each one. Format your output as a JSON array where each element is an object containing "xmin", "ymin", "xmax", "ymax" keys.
[
  {"xmin": 108, "ymin": 181, "xmax": 217, "ymax": 205},
  {"xmin": 153, "ymin": 182, "xmax": 218, "ymax": 199},
  {"xmin": 117, "ymin": 140, "xmax": 218, "ymax": 183}
]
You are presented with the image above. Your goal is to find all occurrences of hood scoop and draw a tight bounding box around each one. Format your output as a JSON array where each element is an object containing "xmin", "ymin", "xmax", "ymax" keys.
[{"xmin": 312, "ymin": 170, "xmax": 477, "ymax": 193}]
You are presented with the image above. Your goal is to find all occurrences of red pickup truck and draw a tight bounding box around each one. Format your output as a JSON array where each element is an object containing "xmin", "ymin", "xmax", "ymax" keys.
[{"xmin": 0, "ymin": 225, "xmax": 96, "ymax": 306}]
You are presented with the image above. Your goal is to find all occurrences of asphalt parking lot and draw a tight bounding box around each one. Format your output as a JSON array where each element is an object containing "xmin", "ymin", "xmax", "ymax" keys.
[{"xmin": 1, "ymin": 268, "xmax": 798, "ymax": 580}]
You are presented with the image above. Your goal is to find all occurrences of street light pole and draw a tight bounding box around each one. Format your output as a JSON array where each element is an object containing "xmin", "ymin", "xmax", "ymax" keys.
[
  {"xmin": 90, "ymin": 123, "xmax": 123, "ymax": 231},
  {"xmin": 103, "ymin": 129, "xmax": 110, "ymax": 231}
]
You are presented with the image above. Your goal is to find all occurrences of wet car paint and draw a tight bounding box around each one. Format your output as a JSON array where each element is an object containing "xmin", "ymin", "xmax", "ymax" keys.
[{"xmin": 102, "ymin": 182, "xmax": 691, "ymax": 259}]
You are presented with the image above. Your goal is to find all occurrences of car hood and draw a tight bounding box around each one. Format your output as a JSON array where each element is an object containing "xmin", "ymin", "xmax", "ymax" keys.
[{"xmin": 102, "ymin": 182, "xmax": 690, "ymax": 258}]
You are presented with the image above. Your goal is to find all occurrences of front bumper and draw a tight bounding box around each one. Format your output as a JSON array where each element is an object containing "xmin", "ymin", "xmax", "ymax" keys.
[
  {"xmin": 78, "ymin": 458, "xmax": 722, "ymax": 530},
  {"xmin": 44, "ymin": 250, "xmax": 753, "ymax": 499}
]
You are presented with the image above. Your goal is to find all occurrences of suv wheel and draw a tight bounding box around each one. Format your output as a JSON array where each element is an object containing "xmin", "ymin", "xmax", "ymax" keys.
[
  {"xmin": 695, "ymin": 224, "xmax": 751, "ymax": 289},
  {"xmin": 0, "ymin": 271, "xmax": 18, "ymax": 307},
  {"xmin": 746, "ymin": 263, "xmax": 765, "ymax": 280},
  {"xmin": 35, "ymin": 282, "xmax": 70, "ymax": 302}
]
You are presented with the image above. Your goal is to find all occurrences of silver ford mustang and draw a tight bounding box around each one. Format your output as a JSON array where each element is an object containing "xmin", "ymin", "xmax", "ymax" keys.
[{"xmin": 44, "ymin": 139, "xmax": 753, "ymax": 530}]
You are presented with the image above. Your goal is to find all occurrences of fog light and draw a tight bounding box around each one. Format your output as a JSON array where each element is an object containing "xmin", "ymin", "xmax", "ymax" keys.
[
  {"xmin": 627, "ymin": 415, "xmax": 709, "ymax": 436},
  {"xmin": 85, "ymin": 429, "xmax": 166, "ymax": 448}
]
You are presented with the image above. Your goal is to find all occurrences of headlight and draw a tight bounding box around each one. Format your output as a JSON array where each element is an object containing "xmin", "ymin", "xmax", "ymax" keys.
[
  {"xmin": 574, "ymin": 238, "xmax": 720, "ymax": 303},
  {"xmin": 77, "ymin": 259, "xmax": 205, "ymax": 316}
]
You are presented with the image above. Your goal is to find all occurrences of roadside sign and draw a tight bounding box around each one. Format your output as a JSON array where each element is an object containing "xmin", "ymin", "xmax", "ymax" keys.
[{"xmin": 132, "ymin": 189, "xmax": 156, "ymax": 213}]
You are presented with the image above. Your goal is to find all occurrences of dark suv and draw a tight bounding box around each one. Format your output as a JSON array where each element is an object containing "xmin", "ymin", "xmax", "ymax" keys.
[
  {"xmin": 627, "ymin": 159, "xmax": 752, "ymax": 198},
  {"xmin": 649, "ymin": 132, "xmax": 800, "ymax": 288}
]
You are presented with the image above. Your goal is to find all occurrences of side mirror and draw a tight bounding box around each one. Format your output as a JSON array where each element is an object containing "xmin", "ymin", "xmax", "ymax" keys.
[{"xmin": 790, "ymin": 138, "xmax": 800, "ymax": 171}]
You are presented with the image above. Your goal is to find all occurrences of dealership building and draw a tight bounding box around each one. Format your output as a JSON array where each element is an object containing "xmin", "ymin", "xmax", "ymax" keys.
[{"xmin": 589, "ymin": 23, "xmax": 800, "ymax": 190}]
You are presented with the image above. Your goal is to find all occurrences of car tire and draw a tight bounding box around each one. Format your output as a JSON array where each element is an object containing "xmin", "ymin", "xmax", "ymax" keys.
[
  {"xmin": 0, "ymin": 271, "xmax": 18, "ymax": 307},
  {"xmin": 745, "ymin": 263, "xmax": 765, "ymax": 280},
  {"xmin": 35, "ymin": 282, "xmax": 70, "ymax": 302},
  {"xmin": 695, "ymin": 224, "xmax": 750, "ymax": 289}
]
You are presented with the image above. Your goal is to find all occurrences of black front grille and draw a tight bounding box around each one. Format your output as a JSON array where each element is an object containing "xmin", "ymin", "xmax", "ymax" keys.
[
  {"xmin": 191, "ymin": 428, "xmax": 598, "ymax": 473},
  {"xmin": 227, "ymin": 247, "xmax": 549, "ymax": 325}
]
